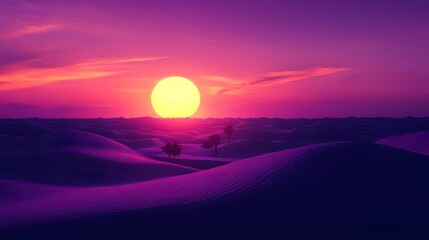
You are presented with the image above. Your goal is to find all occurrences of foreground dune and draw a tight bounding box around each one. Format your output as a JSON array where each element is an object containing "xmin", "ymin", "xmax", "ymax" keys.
[
  {"xmin": 1, "ymin": 142, "xmax": 429, "ymax": 239},
  {"xmin": 0, "ymin": 179, "xmax": 68, "ymax": 204}
]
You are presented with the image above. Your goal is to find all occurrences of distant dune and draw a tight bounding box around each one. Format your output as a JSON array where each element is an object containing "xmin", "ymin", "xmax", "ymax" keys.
[
  {"xmin": 217, "ymin": 139, "xmax": 282, "ymax": 157},
  {"xmin": 377, "ymin": 130, "xmax": 429, "ymax": 156}
]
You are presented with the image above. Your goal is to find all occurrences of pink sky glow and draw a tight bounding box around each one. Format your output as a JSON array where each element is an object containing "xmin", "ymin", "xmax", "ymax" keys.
[{"xmin": 0, "ymin": 0, "xmax": 428, "ymax": 118}]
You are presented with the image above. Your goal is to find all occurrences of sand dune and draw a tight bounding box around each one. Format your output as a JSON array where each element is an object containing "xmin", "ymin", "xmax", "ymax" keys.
[
  {"xmin": 377, "ymin": 130, "xmax": 429, "ymax": 156},
  {"xmin": 138, "ymin": 145, "xmax": 235, "ymax": 169},
  {"xmin": 28, "ymin": 130, "xmax": 144, "ymax": 155},
  {"xmin": 2, "ymin": 118, "xmax": 429, "ymax": 238},
  {"xmin": 150, "ymin": 154, "xmax": 232, "ymax": 169},
  {"xmin": 0, "ymin": 130, "xmax": 196, "ymax": 185},
  {"xmin": 1, "ymin": 142, "xmax": 429, "ymax": 239},
  {"xmin": 217, "ymin": 139, "xmax": 282, "ymax": 157},
  {"xmin": 0, "ymin": 179, "xmax": 67, "ymax": 204},
  {"xmin": 114, "ymin": 137, "xmax": 165, "ymax": 149},
  {"xmin": 0, "ymin": 121, "xmax": 52, "ymax": 137}
]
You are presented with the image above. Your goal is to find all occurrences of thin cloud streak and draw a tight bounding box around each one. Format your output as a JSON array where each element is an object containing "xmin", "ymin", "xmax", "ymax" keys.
[
  {"xmin": 202, "ymin": 75, "xmax": 245, "ymax": 85},
  {"xmin": 0, "ymin": 23, "xmax": 63, "ymax": 40},
  {"xmin": 0, "ymin": 56, "xmax": 166, "ymax": 91},
  {"xmin": 254, "ymin": 67, "xmax": 350, "ymax": 86},
  {"xmin": 206, "ymin": 67, "xmax": 350, "ymax": 95},
  {"xmin": 77, "ymin": 57, "xmax": 168, "ymax": 66}
]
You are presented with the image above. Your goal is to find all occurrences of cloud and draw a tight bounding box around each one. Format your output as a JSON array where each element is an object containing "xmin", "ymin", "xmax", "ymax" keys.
[
  {"xmin": 0, "ymin": 56, "xmax": 166, "ymax": 91},
  {"xmin": 203, "ymin": 76, "xmax": 251, "ymax": 95},
  {"xmin": 204, "ymin": 67, "xmax": 350, "ymax": 95},
  {"xmin": 0, "ymin": 49, "xmax": 41, "ymax": 70},
  {"xmin": 252, "ymin": 67, "xmax": 350, "ymax": 86},
  {"xmin": 0, "ymin": 23, "xmax": 63, "ymax": 40},
  {"xmin": 202, "ymin": 75, "xmax": 245, "ymax": 84},
  {"xmin": 206, "ymin": 86, "xmax": 248, "ymax": 95},
  {"xmin": 79, "ymin": 57, "xmax": 167, "ymax": 66}
]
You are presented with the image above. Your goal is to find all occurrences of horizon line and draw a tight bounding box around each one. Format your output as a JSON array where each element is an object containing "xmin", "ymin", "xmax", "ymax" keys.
[{"xmin": 1, "ymin": 116, "xmax": 427, "ymax": 120}]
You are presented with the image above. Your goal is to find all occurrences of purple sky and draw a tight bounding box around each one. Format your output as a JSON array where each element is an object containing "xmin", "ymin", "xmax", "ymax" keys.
[{"xmin": 0, "ymin": 0, "xmax": 428, "ymax": 118}]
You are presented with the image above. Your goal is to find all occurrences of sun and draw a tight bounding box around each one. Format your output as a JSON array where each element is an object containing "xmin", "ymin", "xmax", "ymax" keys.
[{"xmin": 151, "ymin": 76, "xmax": 200, "ymax": 118}]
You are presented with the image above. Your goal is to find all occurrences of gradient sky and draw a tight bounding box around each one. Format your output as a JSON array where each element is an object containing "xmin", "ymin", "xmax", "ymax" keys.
[{"xmin": 1, "ymin": 0, "xmax": 428, "ymax": 118}]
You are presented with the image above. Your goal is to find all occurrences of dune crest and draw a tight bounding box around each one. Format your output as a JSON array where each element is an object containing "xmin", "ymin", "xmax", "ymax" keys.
[{"xmin": 377, "ymin": 130, "xmax": 429, "ymax": 156}]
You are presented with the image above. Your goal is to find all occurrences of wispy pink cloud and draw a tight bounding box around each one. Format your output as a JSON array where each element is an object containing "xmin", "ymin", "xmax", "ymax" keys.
[
  {"xmin": 204, "ymin": 67, "xmax": 350, "ymax": 95},
  {"xmin": 77, "ymin": 57, "xmax": 167, "ymax": 66},
  {"xmin": 203, "ymin": 75, "xmax": 249, "ymax": 95},
  {"xmin": 202, "ymin": 75, "xmax": 245, "ymax": 85},
  {"xmin": 254, "ymin": 67, "xmax": 350, "ymax": 86},
  {"xmin": 0, "ymin": 23, "xmax": 63, "ymax": 40},
  {"xmin": 0, "ymin": 57, "xmax": 166, "ymax": 91}
]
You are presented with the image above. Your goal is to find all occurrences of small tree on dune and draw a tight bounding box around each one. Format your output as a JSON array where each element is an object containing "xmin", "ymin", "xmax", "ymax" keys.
[
  {"xmin": 202, "ymin": 140, "xmax": 213, "ymax": 149},
  {"xmin": 162, "ymin": 141, "xmax": 182, "ymax": 157},
  {"xmin": 223, "ymin": 125, "xmax": 234, "ymax": 143},
  {"xmin": 202, "ymin": 134, "xmax": 221, "ymax": 157}
]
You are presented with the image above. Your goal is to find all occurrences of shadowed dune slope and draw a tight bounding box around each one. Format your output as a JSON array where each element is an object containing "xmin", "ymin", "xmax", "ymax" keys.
[
  {"xmin": 0, "ymin": 130, "xmax": 196, "ymax": 186},
  {"xmin": 0, "ymin": 122, "xmax": 53, "ymax": 137},
  {"xmin": 150, "ymin": 155, "xmax": 231, "ymax": 170},
  {"xmin": 217, "ymin": 139, "xmax": 282, "ymax": 157},
  {"xmin": 115, "ymin": 138, "xmax": 165, "ymax": 149},
  {"xmin": 377, "ymin": 130, "xmax": 429, "ymax": 156},
  {"xmin": 28, "ymin": 130, "xmax": 144, "ymax": 156},
  {"xmin": 0, "ymin": 179, "xmax": 68, "ymax": 204},
  {"xmin": 1, "ymin": 142, "xmax": 429, "ymax": 239}
]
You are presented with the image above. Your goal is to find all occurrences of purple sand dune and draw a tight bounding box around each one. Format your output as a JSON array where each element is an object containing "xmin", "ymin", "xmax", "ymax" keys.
[
  {"xmin": 377, "ymin": 130, "xmax": 429, "ymax": 156},
  {"xmin": 0, "ymin": 121, "xmax": 53, "ymax": 137},
  {"xmin": 1, "ymin": 142, "xmax": 429, "ymax": 239},
  {"xmin": 138, "ymin": 144, "xmax": 238, "ymax": 169},
  {"xmin": 216, "ymin": 139, "xmax": 282, "ymax": 157},
  {"xmin": 0, "ymin": 130, "xmax": 196, "ymax": 185},
  {"xmin": 150, "ymin": 155, "xmax": 232, "ymax": 169},
  {"xmin": 0, "ymin": 179, "xmax": 69, "ymax": 204},
  {"xmin": 115, "ymin": 137, "xmax": 165, "ymax": 149}
]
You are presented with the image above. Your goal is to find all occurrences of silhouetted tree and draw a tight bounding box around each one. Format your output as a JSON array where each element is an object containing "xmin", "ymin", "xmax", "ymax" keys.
[
  {"xmin": 162, "ymin": 141, "xmax": 182, "ymax": 157},
  {"xmin": 202, "ymin": 134, "xmax": 221, "ymax": 157},
  {"xmin": 223, "ymin": 125, "xmax": 234, "ymax": 143},
  {"xmin": 202, "ymin": 140, "xmax": 213, "ymax": 149}
]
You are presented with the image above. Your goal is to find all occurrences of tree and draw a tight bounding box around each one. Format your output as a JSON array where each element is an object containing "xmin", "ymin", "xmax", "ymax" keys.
[
  {"xmin": 202, "ymin": 140, "xmax": 213, "ymax": 149},
  {"xmin": 223, "ymin": 125, "xmax": 234, "ymax": 143},
  {"xmin": 202, "ymin": 134, "xmax": 221, "ymax": 157},
  {"xmin": 162, "ymin": 141, "xmax": 182, "ymax": 157}
]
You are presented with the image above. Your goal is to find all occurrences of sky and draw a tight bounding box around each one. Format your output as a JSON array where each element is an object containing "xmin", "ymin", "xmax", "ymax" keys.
[{"xmin": 0, "ymin": 0, "xmax": 428, "ymax": 118}]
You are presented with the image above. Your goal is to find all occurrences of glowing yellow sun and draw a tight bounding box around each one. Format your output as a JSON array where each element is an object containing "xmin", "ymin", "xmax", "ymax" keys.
[{"xmin": 151, "ymin": 76, "xmax": 200, "ymax": 118}]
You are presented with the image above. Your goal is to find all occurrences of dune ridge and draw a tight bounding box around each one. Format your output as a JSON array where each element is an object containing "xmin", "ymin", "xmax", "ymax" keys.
[{"xmin": 377, "ymin": 130, "xmax": 429, "ymax": 156}]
